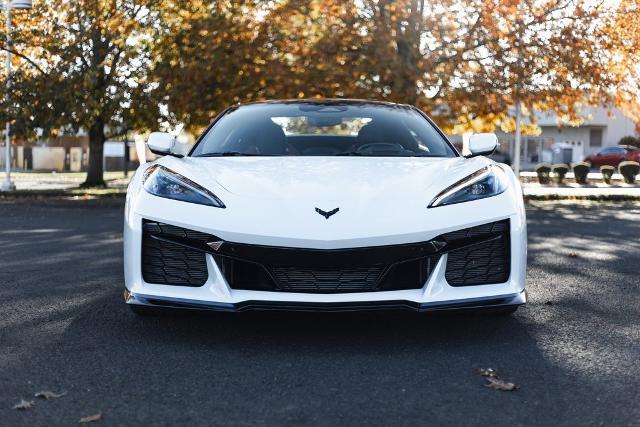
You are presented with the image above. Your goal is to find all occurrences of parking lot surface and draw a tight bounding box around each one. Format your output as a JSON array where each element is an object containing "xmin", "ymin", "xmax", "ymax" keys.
[{"xmin": 1, "ymin": 201, "xmax": 638, "ymax": 426}]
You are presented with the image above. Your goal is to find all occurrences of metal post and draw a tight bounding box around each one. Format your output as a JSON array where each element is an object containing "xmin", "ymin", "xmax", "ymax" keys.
[
  {"xmin": 1, "ymin": 2, "xmax": 15, "ymax": 191},
  {"xmin": 513, "ymin": 98, "xmax": 522, "ymax": 177}
]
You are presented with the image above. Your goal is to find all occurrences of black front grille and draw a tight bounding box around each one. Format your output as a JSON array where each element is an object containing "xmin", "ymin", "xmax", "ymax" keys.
[
  {"xmin": 444, "ymin": 220, "xmax": 510, "ymax": 286},
  {"xmin": 141, "ymin": 219, "xmax": 509, "ymax": 291},
  {"xmin": 270, "ymin": 266, "xmax": 384, "ymax": 293},
  {"xmin": 213, "ymin": 252, "xmax": 440, "ymax": 293}
]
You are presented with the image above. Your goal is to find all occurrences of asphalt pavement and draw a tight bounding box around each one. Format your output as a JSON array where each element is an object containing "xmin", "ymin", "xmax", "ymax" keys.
[{"xmin": 1, "ymin": 200, "xmax": 638, "ymax": 426}]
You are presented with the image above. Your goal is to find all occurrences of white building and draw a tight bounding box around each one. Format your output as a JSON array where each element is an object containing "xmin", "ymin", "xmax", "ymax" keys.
[
  {"xmin": 448, "ymin": 106, "xmax": 639, "ymax": 170},
  {"xmin": 502, "ymin": 107, "xmax": 638, "ymax": 169}
]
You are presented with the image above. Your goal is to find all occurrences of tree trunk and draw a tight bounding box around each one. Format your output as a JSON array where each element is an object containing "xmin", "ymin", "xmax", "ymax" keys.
[{"xmin": 82, "ymin": 118, "xmax": 106, "ymax": 188}]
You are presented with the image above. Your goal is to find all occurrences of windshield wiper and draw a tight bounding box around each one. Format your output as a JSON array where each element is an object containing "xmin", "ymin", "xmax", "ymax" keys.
[{"xmin": 197, "ymin": 152, "xmax": 262, "ymax": 157}]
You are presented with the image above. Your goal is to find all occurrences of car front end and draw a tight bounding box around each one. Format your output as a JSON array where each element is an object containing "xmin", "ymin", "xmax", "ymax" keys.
[{"xmin": 123, "ymin": 100, "xmax": 527, "ymax": 314}]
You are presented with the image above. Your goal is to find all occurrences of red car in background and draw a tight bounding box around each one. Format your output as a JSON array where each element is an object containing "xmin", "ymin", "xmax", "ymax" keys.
[{"xmin": 584, "ymin": 145, "xmax": 640, "ymax": 168}]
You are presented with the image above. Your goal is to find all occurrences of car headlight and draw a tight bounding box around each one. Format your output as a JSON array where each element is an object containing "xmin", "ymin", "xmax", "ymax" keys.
[
  {"xmin": 428, "ymin": 165, "xmax": 507, "ymax": 208},
  {"xmin": 143, "ymin": 165, "xmax": 225, "ymax": 208}
]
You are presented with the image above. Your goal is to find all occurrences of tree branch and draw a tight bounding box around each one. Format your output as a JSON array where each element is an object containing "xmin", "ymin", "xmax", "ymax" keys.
[{"xmin": 0, "ymin": 45, "xmax": 47, "ymax": 75}]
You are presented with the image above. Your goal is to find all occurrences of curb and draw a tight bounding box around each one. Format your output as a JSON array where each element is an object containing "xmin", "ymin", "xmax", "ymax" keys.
[
  {"xmin": 0, "ymin": 191, "xmax": 126, "ymax": 207},
  {"xmin": 524, "ymin": 194, "xmax": 640, "ymax": 202}
]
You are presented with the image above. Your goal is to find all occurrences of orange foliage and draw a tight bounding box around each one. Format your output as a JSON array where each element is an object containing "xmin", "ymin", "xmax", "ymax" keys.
[{"xmin": 1, "ymin": 0, "xmax": 639, "ymax": 138}]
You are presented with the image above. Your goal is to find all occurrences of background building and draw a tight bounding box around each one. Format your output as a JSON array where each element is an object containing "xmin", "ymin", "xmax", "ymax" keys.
[
  {"xmin": 449, "ymin": 106, "xmax": 639, "ymax": 170},
  {"xmin": 0, "ymin": 133, "xmax": 142, "ymax": 173}
]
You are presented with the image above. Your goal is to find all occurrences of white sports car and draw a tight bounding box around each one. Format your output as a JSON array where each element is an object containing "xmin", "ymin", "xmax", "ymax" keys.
[{"xmin": 123, "ymin": 100, "xmax": 526, "ymax": 315}]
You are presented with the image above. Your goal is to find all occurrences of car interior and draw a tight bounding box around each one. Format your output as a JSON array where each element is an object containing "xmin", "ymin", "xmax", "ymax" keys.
[{"xmin": 212, "ymin": 117, "xmax": 447, "ymax": 157}]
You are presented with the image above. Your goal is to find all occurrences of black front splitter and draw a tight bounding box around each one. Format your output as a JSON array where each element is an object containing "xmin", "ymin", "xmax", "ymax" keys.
[{"xmin": 124, "ymin": 289, "xmax": 526, "ymax": 313}]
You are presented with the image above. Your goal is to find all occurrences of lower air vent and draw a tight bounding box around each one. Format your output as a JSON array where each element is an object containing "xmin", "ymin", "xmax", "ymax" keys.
[
  {"xmin": 444, "ymin": 220, "xmax": 510, "ymax": 286},
  {"xmin": 141, "ymin": 222, "xmax": 208, "ymax": 286}
]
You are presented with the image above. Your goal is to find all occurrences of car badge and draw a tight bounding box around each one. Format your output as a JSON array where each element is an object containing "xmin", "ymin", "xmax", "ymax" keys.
[
  {"xmin": 207, "ymin": 240, "xmax": 224, "ymax": 251},
  {"xmin": 315, "ymin": 207, "xmax": 339, "ymax": 219}
]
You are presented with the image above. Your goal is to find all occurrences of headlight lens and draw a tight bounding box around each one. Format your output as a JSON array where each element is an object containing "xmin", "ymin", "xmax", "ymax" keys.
[
  {"xmin": 143, "ymin": 165, "xmax": 225, "ymax": 208},
  {"xmin": 429, "ymin": 165, "xmax": 507, "ymax": 208}
]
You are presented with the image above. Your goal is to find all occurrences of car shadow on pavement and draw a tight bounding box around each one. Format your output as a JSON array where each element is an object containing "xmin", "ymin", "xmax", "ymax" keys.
[
  {"xmin": 119, "ymin": 304, "xmax": 523, "ymax": 347},
  {"xmin": 39, "ymin": 290, "xmax": 611, "ymax": 425},
  {"xmin": 2, "ymin": 202, "xmax": 639, "ymax": 425}
]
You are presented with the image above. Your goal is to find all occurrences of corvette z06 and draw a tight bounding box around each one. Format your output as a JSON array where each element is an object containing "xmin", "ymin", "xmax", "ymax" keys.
[{"xmin": 123, "ymin": 100, "xmax": 526, "ymax": 315}]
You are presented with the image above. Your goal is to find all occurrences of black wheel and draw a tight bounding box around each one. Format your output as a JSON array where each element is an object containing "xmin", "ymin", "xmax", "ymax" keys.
[
  {"xmin": 128, "ymin": 304, "xmax": 161, "ymax": 317},
  {"xmin": 487, "ymin": 305, "xmax": 519, "ymax": 316}
]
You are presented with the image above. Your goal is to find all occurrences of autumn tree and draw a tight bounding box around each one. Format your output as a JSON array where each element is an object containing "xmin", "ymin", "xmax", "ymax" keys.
[
  {"xmin": 249, "ymin": 1, "xmax": 372, "ymax": 101},
  {"xmin": 438, "ymin": 0, "xmax": 640, "ymax": 134},
  {"xmin": 3, "ymin": 0, "xmax": 638, "ymax": 169},
  {"xmin": 1, "ymin": 0, "xmax": 161, "ymax": 187},
  {"xmin": 155, "ymin": 0, "xmax": 640, "ymax": 135},
  {"xmin": 151, "ymin": 0, "xmax": 376, "ymax": 133},
  {"xmin": 150, "ymin": 0, "xmax": 264, "ymax": 133},
  {"xmin": 154, "ymin": 0, "xmax": 436, "ymax": 127},
  {"xmin": 605, "ymin": 0, "xmax": 640, "ymax": 124},
  {"xmin": 327, "ymin": 0, "xmax": 640, "ymax": 134}
]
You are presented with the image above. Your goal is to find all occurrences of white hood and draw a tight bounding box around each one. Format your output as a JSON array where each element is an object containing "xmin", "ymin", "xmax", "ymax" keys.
[
  {"xmin": 152, "ymin": 155, "xmax": 499, "ymax": 247},
  {"xmin": 164, "ymin": 156, "xmax": 491, "ymax": 204}
]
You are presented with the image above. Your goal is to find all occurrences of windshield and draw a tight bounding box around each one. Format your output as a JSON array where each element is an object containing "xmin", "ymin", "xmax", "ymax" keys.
[{"xmin": 191, "ymin": 102, "xmax": 457, "ymax": 157}]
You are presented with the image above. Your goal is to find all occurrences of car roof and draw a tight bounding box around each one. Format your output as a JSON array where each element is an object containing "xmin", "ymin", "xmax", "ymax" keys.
[{"xmin": 240, "ymin": 98, "xmax": 413, "ymax": 108}]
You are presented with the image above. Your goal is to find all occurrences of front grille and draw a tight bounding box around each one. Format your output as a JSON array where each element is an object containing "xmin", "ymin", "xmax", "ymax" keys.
[
  {"xmin": 141, "ymin": 219, "xmax": 509, "ymax": 291},
  {"xmin": 213, "ymin": 252, "xmax": 440, "ymax": 293},
  {"xmin": 270, "ymin": 266, "xmax": 384, "ymax": 293},
  {"xmin": 444, "ymin": 220, "xmax": 510, "ymax": 286}
]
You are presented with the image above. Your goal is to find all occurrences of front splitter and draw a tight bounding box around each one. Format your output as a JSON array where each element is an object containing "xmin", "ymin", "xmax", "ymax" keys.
[{"xmin": 124, "ymin": 289, "xmax": 526, "ymax": 313}]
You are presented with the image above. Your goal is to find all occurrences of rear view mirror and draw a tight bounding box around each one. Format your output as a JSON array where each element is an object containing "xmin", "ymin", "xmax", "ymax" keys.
[
  {"xmin": 147, "ymin": 132, "xmax": 182, "ymax": 158},
  {"xmin": 467, "ymin": 133, "xmax": 498, "ymax": 157}
]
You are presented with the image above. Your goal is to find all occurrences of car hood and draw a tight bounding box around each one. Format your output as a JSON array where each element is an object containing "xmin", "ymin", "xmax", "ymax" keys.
[
  {"xmin": 160, "ymin": 155, "xmax": 492, "ymax": 206},
  {"xmin": 146, "ymin": 155, "xmax": 510, "ymax": 247}
]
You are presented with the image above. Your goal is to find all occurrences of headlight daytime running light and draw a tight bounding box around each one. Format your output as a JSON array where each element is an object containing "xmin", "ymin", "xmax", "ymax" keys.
[
  {"xmin": 143, "ymin": 165, "xmax": 225, "ymax": 208},
  {"xmin": 428, "ymin": 165, "xmax": 507, "ymax": 208}
]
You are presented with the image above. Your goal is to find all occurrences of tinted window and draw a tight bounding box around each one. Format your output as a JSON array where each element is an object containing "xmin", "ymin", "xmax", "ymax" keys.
[
  {"xmin": 191, "ymin": 102, "xmax": 456, "ymax": 157},
  {"xmin": 600, "ymin": 147, "xmax": 624, "ymax": 155}
]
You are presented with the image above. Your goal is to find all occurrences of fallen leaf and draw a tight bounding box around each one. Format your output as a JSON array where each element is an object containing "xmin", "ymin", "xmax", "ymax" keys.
[
  {"xmin": 79, "ymin": 413, "xmax": 102, "ymax": 423},
  {"xmin": 475, "ymin": 367, "xmax": 500, "ymax": 378},
  {"xmin": 13, "ymin": 399, "xmax": 35, "ymax": 410},
  {"xmin": 35, "ymin": 390, "xmax": 67, "ymax": 399},
  {"xmin": 484, "ymin": 377, "xmax": 519, "ymax": 391}
]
